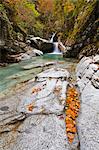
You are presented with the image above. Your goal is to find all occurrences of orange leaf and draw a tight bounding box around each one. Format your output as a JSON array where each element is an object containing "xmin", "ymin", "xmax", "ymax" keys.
[
  {"xmin": 65, "ymin": 86, "xmax": 80, "ymax": 144},
  {"xmin": 27, "ymin": 103, "xmax": 34, "ymax": 111},
  {"xmin": 67, "ymin": 133, "xmax": 75, "ymax": 143}
]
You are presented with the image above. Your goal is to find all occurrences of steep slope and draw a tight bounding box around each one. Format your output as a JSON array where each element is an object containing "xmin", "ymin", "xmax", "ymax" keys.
[{"xmin": 63, "ymin": 1, "xmax": 99, "ymax": 58}]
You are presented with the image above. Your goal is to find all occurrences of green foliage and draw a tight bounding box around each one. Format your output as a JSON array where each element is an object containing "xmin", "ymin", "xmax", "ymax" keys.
[
  {"xmin": 34, "ymin": 21, "xmax": 44, "ymax": 36},
  {"xmin": 68, "ymin": 0, "xmax": 97, "ymax": 41},
  {"xmin": 25, "ymin": 2, "xmax": 39, "ymax": 17},
  {"xmin": 3, "ymin": 0, "xmax": 41, "ymax": 35},
  {"xmin": 0, "ymin": 3, "xmax": 10, "ymax": 23},
  {"xmin": 36, "ymin": 0, "xmax": 77, "ymax": 38},
  {"xmin": 0, "ymin": 4, "xmax": 4, "ymax": 11},
  {"xmin": 1, "ymin": 0, "xmax": 96, "ymax": 39}
]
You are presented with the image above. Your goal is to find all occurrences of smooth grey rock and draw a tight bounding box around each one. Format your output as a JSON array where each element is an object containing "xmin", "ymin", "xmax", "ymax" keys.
[
  {"xmin": 21, "ymin": 53, "xmax": 31, "ymax": 60},
  {"xmin": 66, "ymin": 46, "xmax": 72, "ymax": 51},
  {"xmin": 0, "ymin": 40, "xmax": 5, "ymax": 46},
  {"xmin": 18, "ymin": 68, "xmax": 69, "ymax": 115},
  {"xmin": 93, "ymin": 55, "xmax": 99, "ymax": 63},
  {"xmin": 77, "ymin": 55, "xmax": 99, "ymax": 150},
  {"xmin": 12, "ymin": 114, "xmax": 78, "ymax": 150},
  {"xmin": 77, "ymin": 83, "xmax": 99, "ymax": 150},
  {"xmin": 0, "ymin": 113, "xmax": 25, "ymax": 133},
  {"xmin": 21, "ymin": 61, "xmax": 56, "ymax": 70},
  {"xmin": 76, "ymin": 57, "xmax": 92, "ymax": 77},
  {"xmin": 58, "ymin": 42, "xmax": 66, "ymax": 52},
  {"xmin": 37, "ymin": 68, "xmax": 70, "ymax": 79}
]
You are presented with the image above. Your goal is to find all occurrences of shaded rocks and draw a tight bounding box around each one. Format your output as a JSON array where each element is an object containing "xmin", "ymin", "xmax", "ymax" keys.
[
  {"xmin": 0, "ymin": 5, "xmax": 32, "ymax": 63},
  {"xmin": 58, "ymin": 42, "xmax": 66, "ymax": 52},
  {"xmin": 63, "ymin": 1, "xmax": 99, "ymax": 58},
  {"xmin": 0, "ymin": 4, "xmax": 18, "ymax": 63},
  {"xmin": 0, "ymin": 38, "xmax": 43, "ymax": 63},
  {"xmin": 79, "ymin": 43, "xmax": 99, "ymax": 59},
  {"xmin": 27, "ymin": 37, "xmax": 54, "ymax": 53}
]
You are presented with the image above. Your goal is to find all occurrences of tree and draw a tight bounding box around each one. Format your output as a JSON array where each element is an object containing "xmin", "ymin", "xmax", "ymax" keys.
[{"xmin": 3, "ymin": 0, "xmax": 41, "ymax": 34}]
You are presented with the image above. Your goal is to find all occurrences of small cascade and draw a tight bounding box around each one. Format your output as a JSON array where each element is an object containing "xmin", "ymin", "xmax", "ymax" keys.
[
  {"xmin": 50, "ymin": 33, "xmax": 56, "ymax": 43},
  {"xmin": 53, "ymin": 42, "xmax": 62, "ymax": 54},
  {"xmin": 50, "ymin": 33, "xmax": 62, "ymax": 54}
]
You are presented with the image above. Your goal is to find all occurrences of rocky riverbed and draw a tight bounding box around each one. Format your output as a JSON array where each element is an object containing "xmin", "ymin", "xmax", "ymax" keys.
[{"xmin": 0, "ymin": 54, "xmax": 99, "ymax": 150}]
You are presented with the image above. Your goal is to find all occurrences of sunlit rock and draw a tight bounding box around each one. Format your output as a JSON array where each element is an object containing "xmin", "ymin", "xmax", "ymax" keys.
[{"xmin": 77, "ymin": 55, "xmax": 99, "ymax": 150}]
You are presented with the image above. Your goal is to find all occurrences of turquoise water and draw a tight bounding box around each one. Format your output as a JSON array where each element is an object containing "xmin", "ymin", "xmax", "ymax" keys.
[
  {"xmin": 42, "ymin": 53, "xmax": 63, "ymax": 60},
  {"xmin": 0, "ymin": 55, "xmax": 77, "ymax": 95}
]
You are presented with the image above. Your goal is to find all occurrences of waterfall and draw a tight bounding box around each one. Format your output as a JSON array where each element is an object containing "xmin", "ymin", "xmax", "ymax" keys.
[
  {"xmin": 50, "ymin": 33, "xmax": 56, "ymax": 42},
  {"xmin": 53, "ymin": 42, "xmax": 62, "ymax": 54},
  {"xmin": 50, "ymin": 33, "xmax": 62, "ymax": 54}
]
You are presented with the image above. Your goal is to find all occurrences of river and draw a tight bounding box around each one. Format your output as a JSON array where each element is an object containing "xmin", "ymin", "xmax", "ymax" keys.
[{"xmin": 0, "ymin": 54, "xmax": 77, "ymax": 98}]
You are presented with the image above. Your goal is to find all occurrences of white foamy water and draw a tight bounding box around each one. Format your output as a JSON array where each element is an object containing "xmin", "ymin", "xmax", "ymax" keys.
[
  {"xmin": 50, "ymin": 33, "xmax": 62, "ymax": 54},
  {"xmin": 53, "ymin": 42, "xmax": 62, "ymax": 54},
  {"xmin": 50, "ymin": 33, "xmax": 56, "ymax": 43}
]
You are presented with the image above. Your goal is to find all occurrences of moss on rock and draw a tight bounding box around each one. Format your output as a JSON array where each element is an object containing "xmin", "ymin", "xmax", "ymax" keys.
[
  {"xmin": 64, "ymin": 0, "xmax": 98, "ymax": 58},
  {"xmin": 66, "ymin": 0, "xmax": 97, "ymax": 45}
]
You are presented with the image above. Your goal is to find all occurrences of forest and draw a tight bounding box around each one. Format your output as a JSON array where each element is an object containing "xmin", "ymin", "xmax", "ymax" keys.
[
  {"xmin": 0, "ymin": 0, "xmax": 98, "ymax": 63},
  {"xmin": 0, "ymin": 0, "xmax": 89, "ymax": 38}
]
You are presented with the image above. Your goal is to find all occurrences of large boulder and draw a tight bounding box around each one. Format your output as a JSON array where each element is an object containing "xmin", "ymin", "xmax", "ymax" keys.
[
  {"xmin": 76, "ymin": 55, "xmax": 99, "ymax": 150},
  {"xmin": 27, "ymin": 37, "xmax": 54, "ymax": 53}
]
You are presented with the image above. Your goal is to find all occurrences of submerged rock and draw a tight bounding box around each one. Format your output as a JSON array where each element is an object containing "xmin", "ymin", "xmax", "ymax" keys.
[{"xmin": 21, "ymin": 61, "xmax": 56, "ymax": 70}]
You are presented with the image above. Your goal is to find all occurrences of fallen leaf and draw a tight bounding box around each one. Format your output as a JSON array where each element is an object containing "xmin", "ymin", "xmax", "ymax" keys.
[
  {"xmin": 65, "ymin": 86, "xmax": 80, "ymax": 144},
  {"xmin": 32, "ymin": 87, "xmax": 41, "ymax": 93},
  {"xmin": 67, "ymin": 133, "xmax": 75, "ymax": 143},
  {"xmin": 27, "ymin": 103, "xmax": 34, "ymax": 112}
]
